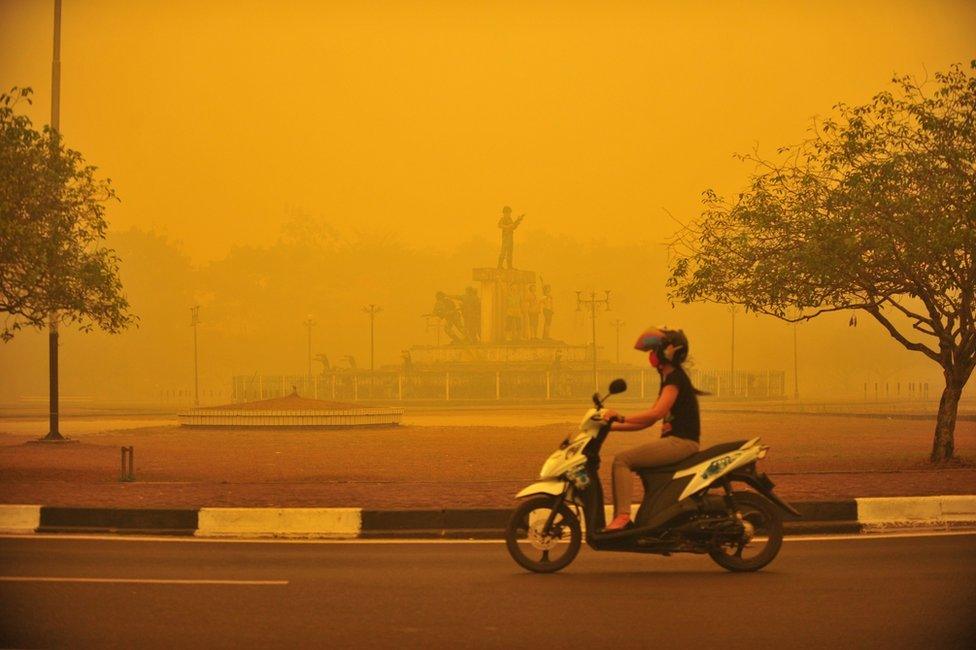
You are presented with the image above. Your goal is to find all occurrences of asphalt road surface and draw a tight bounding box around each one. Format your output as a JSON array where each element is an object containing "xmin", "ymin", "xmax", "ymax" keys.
[{"xmin": 1, "ymin": 533, "xmax": 974, "ymax": 649}]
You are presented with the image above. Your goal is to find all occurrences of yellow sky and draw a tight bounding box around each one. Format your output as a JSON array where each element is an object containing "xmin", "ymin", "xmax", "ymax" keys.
[
  {"xmin": 0, "ymin": 0, "xmax": 974, "ymax": 403},
  {"xmin": 2, "ymin": 0, "xmax": 973, "ymax": 261}
]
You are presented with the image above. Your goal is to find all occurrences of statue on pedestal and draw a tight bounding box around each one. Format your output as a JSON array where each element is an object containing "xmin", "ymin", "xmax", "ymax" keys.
[
  {"xmin": 459, "ymin": 287, "xmax": 481, "ymax": 343},
  {"xmin": 523, "ymin": 284, "xmax": 541, "ymax": 339},
  {"xmin": 541, "ymin": 283, "xmax": 554, "ymax": 339},
  {"xmin": 497, "ymin": 206, "xmax": 525, "ymax": 270},
  {"xmin": 504, "ymin": 282, "xmax": 523, "ymax": 342}
]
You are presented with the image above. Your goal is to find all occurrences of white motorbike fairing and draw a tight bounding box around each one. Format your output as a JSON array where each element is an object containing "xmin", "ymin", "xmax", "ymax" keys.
[
  {"xmin": 672, "ymin": 438, "xmax": 762, "ymax": 501},
  {"xmin": 515, "ymin": 480, "xmax": 567, "ymax": 499}
]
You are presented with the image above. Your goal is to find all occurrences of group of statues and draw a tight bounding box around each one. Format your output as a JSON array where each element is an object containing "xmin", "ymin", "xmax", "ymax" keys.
[
  {"xmin": 428, "ymin": 282, "xmax": 554, "ymax": 345},
  {"xmin": 503, "ymin": 282, "xmax": 554, "ymax": 342},
  {"xmin": 424, "ymin": 206, "xmax": 555, "ymax": 345},
  {"xmin": 432, "ymin": 288, "xmax": 481, "ymax": 344}
]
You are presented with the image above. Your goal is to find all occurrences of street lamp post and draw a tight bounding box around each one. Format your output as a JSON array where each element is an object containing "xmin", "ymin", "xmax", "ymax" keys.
[
  {"xmin": 303, "ymin": 316, "xmax": 315, "ymax": 393},
  {"xmin": 363, "ymin": 305, "xmax": 382, "ymax": 372},
  {"xmin": 793, "ymin": 322, "xmax": 800, "ymax": 401},
  {"xmin": 190, "ymin": 306, "xmax": 200, "ymax": 406},
  {"xmin": 609, "ymin": 319, "xmax": 625, "ymax": 364},
  {"xmin": 41, "ymin": 0, "xmax": 64, "ymax": 442},
  {"xmin": 576, "ymin": 290, "xmax": 611, "ymax": 391},
  {"xmin": 729, "ymin": 306, "xmax": 737, "ymax": 398}
]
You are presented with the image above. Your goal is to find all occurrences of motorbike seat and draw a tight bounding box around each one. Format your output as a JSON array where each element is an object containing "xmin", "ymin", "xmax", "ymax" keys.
[{"xmin": 637, "ymin": 440, "xmax": 750, "ymax": 476}]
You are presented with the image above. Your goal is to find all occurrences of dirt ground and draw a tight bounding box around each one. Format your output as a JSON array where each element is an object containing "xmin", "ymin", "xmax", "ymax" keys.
[{"xmin": 1, "ymin": 410, "xmax": 974, "ymax": 509}]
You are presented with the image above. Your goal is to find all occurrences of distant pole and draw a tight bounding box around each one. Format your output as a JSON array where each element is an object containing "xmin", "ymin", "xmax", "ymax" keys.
[
  {"xmin": 609, "ymin": 319, "xmax": 625, "ymax": 364},
  {"xmin": 793, "ymin": 322, "xmax": 800, "ymax": 400},
  {"xmin": 191, "ymin": 306, "xmax": 201, "ymax": 406},
  {"xmin": 363, "ymin": 305, "xmax": 382, "ymax": 372},
  {"xmin": 41, "ymin": 0, "xmax": 64, "ymax": 441},
  {"xmin": 576, "ymin": 290, "xmax": 611, "ymax": 391},
  {"xmin": 729, "ymin": 306, "xmax": 736, "ymax": 398},
  {"xmin": 303, "ymin": 316, "xmax": 315, "ymax": 392}
]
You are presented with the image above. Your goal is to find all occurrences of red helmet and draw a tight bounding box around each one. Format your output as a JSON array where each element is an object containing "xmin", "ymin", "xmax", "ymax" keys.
[{"xmin": 634, "ymin": 326, "xmax": 689, "ymax": 366}]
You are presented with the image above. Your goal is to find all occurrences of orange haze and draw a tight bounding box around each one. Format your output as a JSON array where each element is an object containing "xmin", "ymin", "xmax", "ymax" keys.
[{"xmin": 1, "ymin": 0, "xmax": 974, "ymax": 405}]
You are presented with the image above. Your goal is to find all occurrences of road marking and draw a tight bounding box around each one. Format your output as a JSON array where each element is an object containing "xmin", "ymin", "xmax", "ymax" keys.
[
  {"xmin": 785, "ymin": 530, "xmax": 976, "ymax": 542},
  {"xmin": 0, "ymin": 576, "xmax": 288, "ymax": 586}
]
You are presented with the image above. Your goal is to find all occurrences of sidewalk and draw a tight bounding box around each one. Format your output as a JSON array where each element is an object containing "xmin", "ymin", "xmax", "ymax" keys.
[
  {"xmin": 2, "ymin": 496, "xmax": 974, "ymax": 539},
  {"xmin": 1, "ymin": 412, "xmax": 974, "ymax": 510}
]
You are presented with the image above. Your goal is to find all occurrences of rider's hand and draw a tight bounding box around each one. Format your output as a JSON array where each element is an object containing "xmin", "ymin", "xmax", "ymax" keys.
[{"xmin": 601, "ymin": 409, "xmax": 623, "ymax": 423}]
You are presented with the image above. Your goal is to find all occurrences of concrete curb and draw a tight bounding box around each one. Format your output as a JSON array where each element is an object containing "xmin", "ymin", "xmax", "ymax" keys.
[{"xmin": 1, "ymin": 496, "xmax": 973, "ymax": 539}]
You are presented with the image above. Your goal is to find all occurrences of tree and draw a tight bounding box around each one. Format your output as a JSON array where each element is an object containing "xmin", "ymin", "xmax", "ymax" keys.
[
  {"xmin": 0, "ymin": 87, "xmax": 133, "ymax": 341},
  {"xmin": 668, "ymin": 62, "xmax": 976, "ymax": 462}
]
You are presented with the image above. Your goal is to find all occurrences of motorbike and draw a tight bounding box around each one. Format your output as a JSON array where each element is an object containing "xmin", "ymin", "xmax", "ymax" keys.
[{"xmin": 505, "ymin": 378, "xmax": 800, "ymax": 573}]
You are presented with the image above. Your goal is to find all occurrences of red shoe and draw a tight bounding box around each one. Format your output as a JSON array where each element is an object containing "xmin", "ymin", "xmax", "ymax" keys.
[{"xmin": 603, "ymin": 514, "xmax": 631, "ymax": 532}]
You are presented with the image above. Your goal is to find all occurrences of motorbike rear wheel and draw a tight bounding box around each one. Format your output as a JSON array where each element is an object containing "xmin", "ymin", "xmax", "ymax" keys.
[
  {"xmin": 708, "ymin": 491, "xmax": 783, "ymax": 572},
  {"xmin": 505, "ymin": 495, "xmax": 582, "ymax": 573}
]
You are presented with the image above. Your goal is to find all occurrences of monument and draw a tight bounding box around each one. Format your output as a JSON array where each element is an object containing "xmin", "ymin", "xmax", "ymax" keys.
[{"xmin": 410, "ymin": 207, "xmax": 587, "ymax": 367}]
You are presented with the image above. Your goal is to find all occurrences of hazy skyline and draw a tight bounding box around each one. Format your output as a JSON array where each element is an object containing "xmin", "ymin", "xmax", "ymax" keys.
[
  {"xmin": 2, "ymin": 1, "xmax": 973, "ymax": 261},
  {"xmin": 1, "ymin": 0, "xmax": 973, "ymax": 403}
]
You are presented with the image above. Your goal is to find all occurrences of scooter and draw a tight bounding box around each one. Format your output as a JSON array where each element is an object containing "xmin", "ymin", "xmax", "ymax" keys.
[{"xmin": 505, "ymin": 378, "xmax": 800, "ymax": 573}]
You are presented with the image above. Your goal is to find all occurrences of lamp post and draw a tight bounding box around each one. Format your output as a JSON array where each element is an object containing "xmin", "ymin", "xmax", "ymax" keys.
[
  {"xmin": 576, "ymin": 290, "xmax": 611, "ymax": 391},
  {"xmin": 40, "ymin": 0, "xmax": 65, "ymax": 442},
  {"xmin": 303, "ymin": 315, "xmax": 315, "ymax": 392},
  {"xmin": 793, "ymin": 322, "xmax": 800, "ymax": 401},
  {"xmin": 729, "ymin": 306, "xmax": 737, "ymax": 398},
  {"xmin": 609, "ymin": 319, "xmax": 625, "ymax": 364},
  {"xmin": 190, "ymin": 306, "xmax": 200, "ymax": 406},
  {"xmin": 363, "ymin": 305, "xmax": 382, "ymax": 372}
]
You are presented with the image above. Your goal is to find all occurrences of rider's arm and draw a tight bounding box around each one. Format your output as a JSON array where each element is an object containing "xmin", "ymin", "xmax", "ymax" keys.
[{"xmin": 607, "ymin": 385, "xmax": 678, "ymax": 431}]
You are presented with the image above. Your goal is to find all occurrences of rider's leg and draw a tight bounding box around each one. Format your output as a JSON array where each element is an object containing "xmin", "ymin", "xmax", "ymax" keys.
[{"xmin": 610, "ymin": 437, "xmax": 700, "ymax": 523}]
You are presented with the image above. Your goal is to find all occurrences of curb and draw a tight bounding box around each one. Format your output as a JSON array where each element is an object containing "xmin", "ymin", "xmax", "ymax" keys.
[{"xmin": 1, "ymin": 496, "xmax": 974, "ymax": 539}]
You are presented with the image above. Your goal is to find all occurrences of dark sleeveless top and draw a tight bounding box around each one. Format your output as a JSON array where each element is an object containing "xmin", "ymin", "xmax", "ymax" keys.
[{"xmin": 658, "ymin": 366, "xmax": 700, "ymax": 443}]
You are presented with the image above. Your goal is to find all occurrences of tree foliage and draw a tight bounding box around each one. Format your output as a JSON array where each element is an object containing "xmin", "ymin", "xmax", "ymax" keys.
[
  {"xmin": 0, "ymin": 87, "xmax": 133, "ymax": 341},
  {"xmin": 668, "ymin": 63, "xmax": 976, "ymax": 461}
]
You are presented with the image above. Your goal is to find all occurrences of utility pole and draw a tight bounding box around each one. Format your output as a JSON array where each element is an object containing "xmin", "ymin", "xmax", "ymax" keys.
[
  {"xmin": 576, "ymin": 290, "xmax": 611, "ymax": 391},
  {"xmin": 363, "ymin": 305, "xmax": 382, "ymax": 372},
  {"xmin": 793, "ymin": 322, "xmax": 800, "ymax": 401},
  {"xmin": 303, "ymin": 315, "xmax": 315, "ymax": 392},
  {"xmin": 41, "ymin": 0, "xmax": 65, "ymax": 441},
  {"xmin": 729, "ymin": 306, "xmax": 737, "ymax": 399},
  {"xmin": 609, "ymin": 319, "xmax": 625, "ymax": 364},
  {"xmin": 191, "ymin": 306, "xmax": 201, "ymax": 406}
]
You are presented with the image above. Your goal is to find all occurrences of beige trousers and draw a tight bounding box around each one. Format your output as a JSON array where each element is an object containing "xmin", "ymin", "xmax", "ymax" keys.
[{"xmin": 611, "ymin": 436, "xmax": 699, "ymax": 515}]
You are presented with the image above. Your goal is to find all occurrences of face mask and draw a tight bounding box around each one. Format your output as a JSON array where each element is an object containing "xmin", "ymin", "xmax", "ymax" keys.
[{"xmin": 648, "ymin": 350, "xmax": 661, "ymax": 368}]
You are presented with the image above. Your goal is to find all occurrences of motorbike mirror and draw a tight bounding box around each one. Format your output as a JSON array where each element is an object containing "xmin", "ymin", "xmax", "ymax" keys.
[{"xmin": 608, "ymin": 378, "xmax": 627, "ymax": 394}]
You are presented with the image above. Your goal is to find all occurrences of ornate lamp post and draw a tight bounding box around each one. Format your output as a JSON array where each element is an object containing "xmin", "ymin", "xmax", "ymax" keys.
[
  {"xmin": 609, "ymin": 319, "xmax": 625, "ymax": 364},
  {"xmin": 576, "ymin": 290, "xmax": 611, "ymax": 391},
  {"xmin": 363, "ymin": 305, "xmax": 382, "ymax": 372},
  {"xmin": 303, "ymin": 315, "xmax": 316, "ymax": 392}
]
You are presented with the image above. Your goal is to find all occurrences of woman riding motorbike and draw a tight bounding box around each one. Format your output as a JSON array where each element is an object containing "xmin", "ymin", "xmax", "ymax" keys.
[{"xmin": 600, "ymin": 326, "xmax": 705, "ymax": 531}]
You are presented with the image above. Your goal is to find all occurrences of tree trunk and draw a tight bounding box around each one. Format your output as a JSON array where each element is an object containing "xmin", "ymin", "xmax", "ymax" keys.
[{"xmin": 930, "ymin": 374, "xmax": 962, "ymax": 463}]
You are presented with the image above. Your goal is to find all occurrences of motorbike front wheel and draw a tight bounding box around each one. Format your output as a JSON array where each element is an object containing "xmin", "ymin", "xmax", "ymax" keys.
[
  {"xmin": 505, "ymin": 495, "xmax": 582, "ymax": 573},
  {"xmin": 708, "ymin": 490, "xmax": 784, "ymax": 572}
]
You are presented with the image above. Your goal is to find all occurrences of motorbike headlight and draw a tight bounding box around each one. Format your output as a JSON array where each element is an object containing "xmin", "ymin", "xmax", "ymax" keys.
[{"xmin": 566, "ymin": 466, "xmax": 590, "ymax": 489}]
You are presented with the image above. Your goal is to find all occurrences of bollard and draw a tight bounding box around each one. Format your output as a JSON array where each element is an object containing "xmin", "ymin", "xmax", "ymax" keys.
[{"xmin": 120, "ymin": 446, "xmax": 134, "ymax": 482}]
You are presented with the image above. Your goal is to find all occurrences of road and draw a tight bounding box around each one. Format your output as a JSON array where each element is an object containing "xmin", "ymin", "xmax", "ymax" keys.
[{"xmin": 1, "ymin": 533, "xmax": 974, "ymax": 649}]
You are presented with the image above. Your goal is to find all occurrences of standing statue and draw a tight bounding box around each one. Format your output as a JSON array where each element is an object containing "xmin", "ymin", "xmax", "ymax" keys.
[
  {"xmin": 497, "ymin": 206, "xmax": 525, "ymax": 270},
  {"xmin": 505, "ymin": 283, "xmax": 523, "ymax": 341},
  {"xmin": 459, "ymin": 286, "xmax": 481, "ymax": 343},
  {"xmin": 541, "ymin": 283, "xmax": 554, "ymax": 339},
  {"xmin": 523, "ymin": 284, "xmax": 541, "ymax": 339}
]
